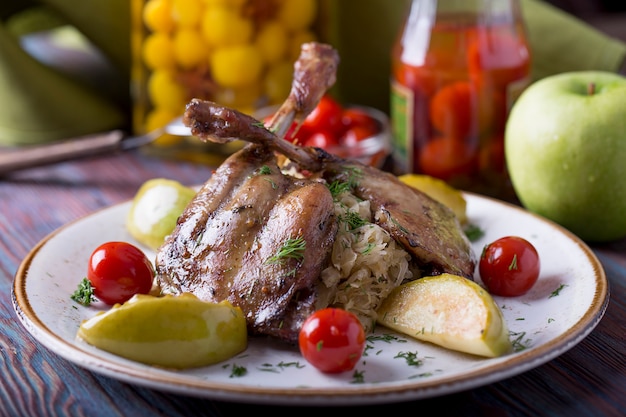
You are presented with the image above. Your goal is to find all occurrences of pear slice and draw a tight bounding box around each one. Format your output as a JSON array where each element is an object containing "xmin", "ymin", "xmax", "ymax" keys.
[
  {"xmin": 376, "ymin": 274, "xmax": 512, "ymax": 357},
  {"xmin": 78, "ymin": 293, "xmax": 247, "ymax": 369},
  {"xmin": 398, "ymin": 174, "xmax": 468, "ymax": 225},
  {"xmin": 126, "ymin": 178, "xmax": 196, "ymax": 250}
]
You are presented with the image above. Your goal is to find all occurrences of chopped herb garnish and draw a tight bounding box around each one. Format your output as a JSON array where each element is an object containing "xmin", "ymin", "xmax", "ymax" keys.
[
  {"xmin": 464, "ymin": 224, "xmax": 485, "ymax": 241},
  {"xmin": 549, "ymin": 283, "xmax": 567, "ymax": 298},
  {"xmin": 351, "ymin": 370, "xmax": 365, "ymax": 383},
  {"xmin": 510, "ymin": 331, "xmax": 531, "ymax": 352},
  {"xmin": 258, "ymin": 165, "xmax": 272, "ymax": 175},
  {"xmin": 266, "ymin": 236, "xmax": 306, "ymax": 264},
  {"xmin": 339, "ymin": 210, "xmax": 367, "ymax": 231},
  {"xmin": 361, "ymin": 242, "xmax": 375, "ymax": 255},
  {"xmin": 263, "ymin": 177, "xmax": 278, "ymax": 189},
  {"xmin": 389, "ymin": 214, "xmax": 410, "ymax": 234},
  {"xmin": 366, "ymin": 333, "xmax": 407, "ymax": 344},
  {"xmin": 394, "ymin": 351, "xmax": 424, "ymax": 367},
  {"xmin": 70, "ymin": 277, "xmax": 96, "ymax": 306},
  {"xmin": 229, "ymin": 364, "xmax": 248, "ymax": 377},
  {"xmin": 326, "ymin": 180, "xmax": 353, "ymax": 198},
  {"xmin": 409, "ymin": 372, "xmax": 435, "ymax": 379}
]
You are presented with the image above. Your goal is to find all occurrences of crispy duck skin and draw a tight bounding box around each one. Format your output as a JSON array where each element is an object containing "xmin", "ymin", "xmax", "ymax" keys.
[
  {"xmin": 157, "ymin": 43, "xmax": 342, "ymax": 343},
  {"xmin": 321, "ymin": 163, "xmax": 476, "ymax": 278},
  {"xmin": 156, "ymin": 145, "xmax": 337, "ymax": 342},
  {"xmin": 183, "ymin": 101, "xmax": 476, "ymax": 279},
  {"xmin": 157, "ymin": 42, "xmax": 476, "ymax": 343}
]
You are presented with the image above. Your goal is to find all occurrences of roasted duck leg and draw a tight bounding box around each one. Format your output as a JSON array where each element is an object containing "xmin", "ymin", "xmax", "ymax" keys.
[
  {"xmin": 156, "ymin": 142, "xmax": 338, "ymax": 342},
  {"xmin": 156, "ymin": 44, "xmax": 342, "ymax": 343},
  {"xmin": 157, "ymin": 43, "xmax": 476, "ymax": 344},
  {"xmin": 183, "ymin": 100, "xmax": 476, "ymax": 279}
]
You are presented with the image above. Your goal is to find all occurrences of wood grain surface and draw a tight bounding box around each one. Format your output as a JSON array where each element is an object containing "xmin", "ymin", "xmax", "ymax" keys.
[{"xmin": 0, "ymin": 150, "xmax": 624, "ymax": 417}]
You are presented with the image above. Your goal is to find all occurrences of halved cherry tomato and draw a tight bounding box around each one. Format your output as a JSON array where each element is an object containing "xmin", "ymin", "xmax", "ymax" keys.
[
  {"xmin": 301, "ymin": 95, "xmax": 343, "ymax": 135},
  {"xmin": 479, "ymin": 236, "xmax": 540, "ymax": 297},
  {"xmin": 298, "ymin": 308, "xmax": 366, "ymax": 373},
  {"xmin": 87, "ymin": 241, "xmax": 154, "ymax": 305}
]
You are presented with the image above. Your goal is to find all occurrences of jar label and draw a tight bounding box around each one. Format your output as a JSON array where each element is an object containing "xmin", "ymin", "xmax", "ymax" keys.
[
  {"xmin": 506, "ymin": 76, "xmax": 532, "ymax": 111},
  {"xmin": 390, "ymin": 79, "xmax": 414, "ymax": 174}
]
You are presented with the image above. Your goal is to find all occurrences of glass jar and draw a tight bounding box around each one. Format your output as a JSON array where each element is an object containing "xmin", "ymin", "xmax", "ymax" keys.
[
  {"xmin": 130, "ymin": 0, "xmax": 321, "ymax": 159},
  {"xmin": 390, "ymin": 0, "xmax": 531, "ymax": 200}
]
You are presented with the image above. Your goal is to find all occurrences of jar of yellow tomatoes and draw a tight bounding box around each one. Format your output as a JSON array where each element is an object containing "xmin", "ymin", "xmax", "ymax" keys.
[{"xmin": 131, "ymin": 0, "xmax": 321, "ymax": 160}]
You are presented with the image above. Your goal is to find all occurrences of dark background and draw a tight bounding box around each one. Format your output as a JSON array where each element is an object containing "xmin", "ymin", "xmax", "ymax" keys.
[{"xmin": 547, "ymin": 0, "xmax": 626, "ymax": 41}]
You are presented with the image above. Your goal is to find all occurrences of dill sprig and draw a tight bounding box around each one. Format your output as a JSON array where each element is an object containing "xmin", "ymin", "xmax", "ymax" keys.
[
  {"xmin": 327, "ymin": 180, "xmax": 353, "ymax": 198},
  {"xmin": 70, "ymin": 277, "xmax": 96, "ymax": 306},
  {"xmin": 464, "ymin": 223, "xmax": 484, "ymax": 242},
  {"xmin": 339, "ymin": 210, "xmax": 368, "ymax": 231},
  {"xmin": 266, "ymin": 236, "xmax": 306, "ymax": 264},
  {"xmin": 257, "ymin": 165, "xmax": 272, "ymax": 175}
]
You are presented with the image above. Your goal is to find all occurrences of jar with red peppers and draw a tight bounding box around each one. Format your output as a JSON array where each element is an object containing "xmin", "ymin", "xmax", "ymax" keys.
[{"xmin": 390, "ymin": 0, "xmax": 531, "ymax": 200}]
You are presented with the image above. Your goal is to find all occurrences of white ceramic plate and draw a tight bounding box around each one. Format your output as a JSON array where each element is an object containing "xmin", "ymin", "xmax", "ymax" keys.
[{"xmin": 12, "ymin": 193, "xmax": 608, "ymax": 406}]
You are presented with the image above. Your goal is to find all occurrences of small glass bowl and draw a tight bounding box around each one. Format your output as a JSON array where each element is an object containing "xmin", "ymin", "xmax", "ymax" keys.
[
  {"xmin": 257, "ymin": 104, "xmax": 392, "ymax": 168},
  {"xmin": 324, "ymin": 105, "xmax": 391, "ymax": 168}
]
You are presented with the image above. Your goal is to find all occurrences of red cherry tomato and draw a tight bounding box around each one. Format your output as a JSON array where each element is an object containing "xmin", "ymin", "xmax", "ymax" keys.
[
  {"xmin": 341, "ymin": 108, "xmax": 379, "ymax": 133},
  {"xmin": 302, "ymin": 95, "xmax": 343, "ymax": 135},
  {"xmin": 298, "ymin": 308, "xmax": 366, "ymax": 373},
  {"xmin": 479, "ymin": 236, "xmax": 540, "ymax": 297},
  {"xmin": 87, "ymin": 241, "xmax": 154, "ymax": 305},
  {"xmin": 340, "ymin": 125, "xmax": 376, "ymax": 147},
  {"xmin": 303, "ymin": 130, "xmax": 339, "ymax": 149}
]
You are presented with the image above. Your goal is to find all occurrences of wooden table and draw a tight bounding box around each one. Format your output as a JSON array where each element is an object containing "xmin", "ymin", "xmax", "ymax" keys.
[{"xmin": 0, "ymin": 150, "xmax": 624, "ymax": 417}]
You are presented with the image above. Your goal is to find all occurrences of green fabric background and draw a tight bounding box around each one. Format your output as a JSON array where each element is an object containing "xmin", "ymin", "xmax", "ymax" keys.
[{"xmin": 0, "ymin": 0, "xmax": 624, "ymax": 145}]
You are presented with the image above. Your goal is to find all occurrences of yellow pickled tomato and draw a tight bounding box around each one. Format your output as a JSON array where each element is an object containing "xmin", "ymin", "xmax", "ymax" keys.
[
  {"xmin": 142, "ymin": 32, "xmax": 176, "ymax": 69},
  {"xmin": 288, "ymin": 30, "xmax": 317, "ymax": 61},
  {"xmin": 277, "ymin": 0, "xmax": 317, "ymax": 32},
  {"xmin": 142, "ymin": 0, "xmax": 175, "ymax": 33},
  {"xmin": 264, "ymin": 60, "xmax": 293, "ymax": 105},
  {"xmin": 145, "ymin": 108, "xmax": 184, "ymax": 147},
  {"xmin": 148, "ymin": 70, "xmax": 187, "ymax": 113},
  {"xmin": 212, "ymin": 83, "xmax": 262, "ymax": 109},
  {"xmin": 174, "ymin": 28, "xmax": 209, "ymax": 69},
  {"xmin": 255, "ymin": 21, "xmax": 288, "ymax": 64},
  {"xmin": 202, "ymin": 0, "xmax": 246, "ymax": 8},
  {"xmin": 211, "ymin": 45, "xmax": 263, "ymax": 88},
  {"xmin": 172, "ymin": 0, "xmax": 203, "ymax": 27},
  {"xmin": 200, "ymin": 6, "xmax": 253, "ymax": 47}
]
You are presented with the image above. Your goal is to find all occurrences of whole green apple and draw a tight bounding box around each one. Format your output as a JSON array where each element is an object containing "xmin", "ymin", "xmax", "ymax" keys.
[{"xmin": 505, "ymin": 71, "xmax": 626, "ymax": 242}]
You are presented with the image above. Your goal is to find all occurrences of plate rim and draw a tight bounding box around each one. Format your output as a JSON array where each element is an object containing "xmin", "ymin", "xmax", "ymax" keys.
[{"xmin": 11, "ymin": 192, "xmax": 610, "ymax": 406}]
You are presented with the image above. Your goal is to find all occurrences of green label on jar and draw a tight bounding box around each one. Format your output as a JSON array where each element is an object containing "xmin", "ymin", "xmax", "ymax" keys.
[{"xmin": 390, "ymin": 79, "xmax": 414, "ymax": 174}]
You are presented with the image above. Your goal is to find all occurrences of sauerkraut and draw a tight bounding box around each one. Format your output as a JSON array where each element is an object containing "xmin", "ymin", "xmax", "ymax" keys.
[{"xmin": 317, "ymin": 191, "xmax": 418, "ymax": 332}]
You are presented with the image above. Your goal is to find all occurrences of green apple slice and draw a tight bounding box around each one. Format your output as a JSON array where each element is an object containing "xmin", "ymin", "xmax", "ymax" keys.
[
  {"xmin": 77, "ymin": 293, "xmax": 247, "ymax": 369},
  {"xmin": 126, "ymin": 178, "xmax": 196, "ymax": 250},
  {"xmin": 376, "ymin": 273, "xmax": 512, "ymax": 357}
]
